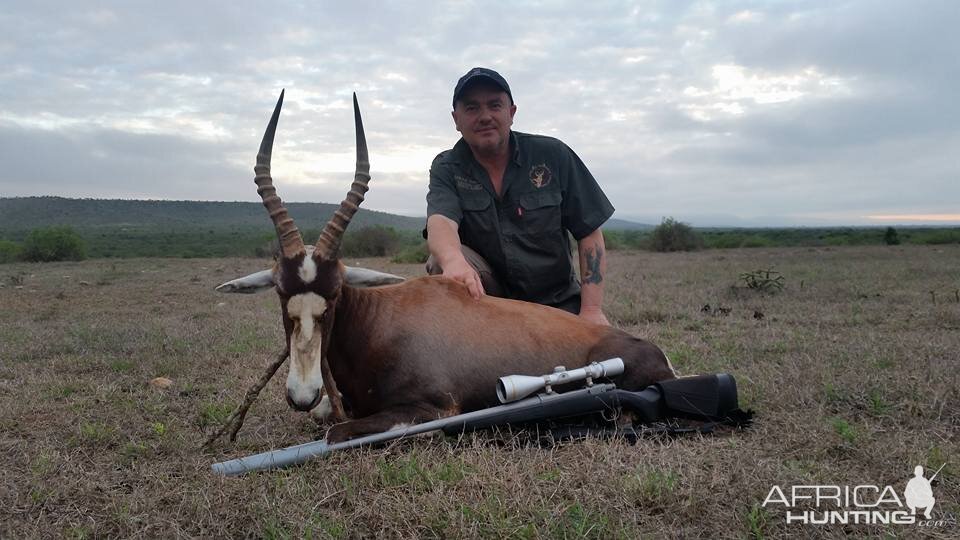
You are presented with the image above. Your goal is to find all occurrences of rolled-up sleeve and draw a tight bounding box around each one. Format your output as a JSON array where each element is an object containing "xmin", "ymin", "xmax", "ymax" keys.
[{"xmin": 560, "ymin": 144, "xmax": 614, "ymax": 240}]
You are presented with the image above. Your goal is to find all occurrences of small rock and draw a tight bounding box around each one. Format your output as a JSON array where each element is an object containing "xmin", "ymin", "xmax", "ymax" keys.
[
  {"xmin": 79, "ymin": 281, "xmax": 90, "ymax": 286},
  {"xmin": 149, "ymin": 377, "xmax": 173, "ymax": 389}
]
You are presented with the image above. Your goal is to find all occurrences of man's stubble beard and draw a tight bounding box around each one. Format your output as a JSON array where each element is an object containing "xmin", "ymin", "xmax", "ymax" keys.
[{"xmin": 471, "ymin": 133, "xmax": 508, "ymax": 160}]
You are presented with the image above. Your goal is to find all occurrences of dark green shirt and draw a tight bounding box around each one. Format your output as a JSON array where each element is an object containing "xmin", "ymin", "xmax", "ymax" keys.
[{"xmin": 427, "ymin": 131, "xmax": 614, "ymax": 307}]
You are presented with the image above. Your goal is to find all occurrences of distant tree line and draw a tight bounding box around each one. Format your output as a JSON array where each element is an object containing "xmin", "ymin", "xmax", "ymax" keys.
[
  {"xmin": 1, "ymin": 221, "xmax": 958, "ymax": 264},
  {"xmin": 603, "ymin": 219, "xmax": 959, "ymax": 252}
]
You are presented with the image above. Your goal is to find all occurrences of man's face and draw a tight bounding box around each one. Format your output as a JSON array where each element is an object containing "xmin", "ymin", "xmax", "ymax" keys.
[{"xmin": 452, "ymin": 83, "xmax": 516, "ymax": 158}]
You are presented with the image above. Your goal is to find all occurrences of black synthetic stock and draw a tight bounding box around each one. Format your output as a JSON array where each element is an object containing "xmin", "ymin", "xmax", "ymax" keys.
[{"xmin": 656, "ymin": 373, "xmax": 739, "ymax": 418}]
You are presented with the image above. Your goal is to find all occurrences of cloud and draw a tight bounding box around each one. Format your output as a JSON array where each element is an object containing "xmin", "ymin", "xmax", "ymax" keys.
[{"xmin": 0, "ymin": 1, "xmax": 957, "ymax": 226}]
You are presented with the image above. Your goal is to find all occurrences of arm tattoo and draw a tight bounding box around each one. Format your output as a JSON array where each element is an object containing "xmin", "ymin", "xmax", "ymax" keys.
[{"xmin": 583, "ymin": 244, "xmax": 603, "ymax": 285}]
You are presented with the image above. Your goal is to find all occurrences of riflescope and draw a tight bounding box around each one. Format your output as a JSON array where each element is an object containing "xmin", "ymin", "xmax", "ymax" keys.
[{"xmin": 497, "ymin": 358, "xmax": 624, "ymax": 403}]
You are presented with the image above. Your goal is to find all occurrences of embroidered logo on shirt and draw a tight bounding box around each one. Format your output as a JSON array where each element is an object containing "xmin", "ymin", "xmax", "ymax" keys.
[
  {"xmin": 529, "ymin": 164, "xmax": 552, "ymax": 189},
  {"xmin": 455, "ymin": 175, "xmax": 484, "ymax": 191}
]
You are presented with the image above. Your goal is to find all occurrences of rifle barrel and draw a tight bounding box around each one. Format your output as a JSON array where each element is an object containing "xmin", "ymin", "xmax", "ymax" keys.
[{"xmin": 212, "ymin": 384, "xmax": 621, "ymax": 476}]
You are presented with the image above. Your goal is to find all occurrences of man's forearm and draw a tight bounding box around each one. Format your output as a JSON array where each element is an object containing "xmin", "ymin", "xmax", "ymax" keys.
[
  {"xmin": 578, "ymin": 228, "xmax": 607, "ymax": 313},
  {"xmin": 426, "ymin": 214, "xmax": 466, "ymax": 267},
  {"xmin": 427, "ymin": 214, "xmax": 485, "ymax": 298}
]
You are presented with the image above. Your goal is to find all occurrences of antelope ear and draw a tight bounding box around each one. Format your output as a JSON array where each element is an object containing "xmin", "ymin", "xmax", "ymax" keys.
[
  {"xmin": 344, "ymin": 266, "xmax": 405, "ymax": 287},
  {"xmin": 215, "ymin": 269, "xmax": 276, "ymax": 293}
]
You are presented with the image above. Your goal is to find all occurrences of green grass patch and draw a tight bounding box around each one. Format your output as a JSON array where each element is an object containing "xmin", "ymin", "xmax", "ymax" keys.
[
  {"xmin": 109, "ymin": 358, "xmax": 135, "ymax": 373},
  {"xmin": 629, "ymin": 469, "xmax": 679, "ymax": 502},
  {"xmin": 830, "ymin": 417, "xmax": 858, "ymax": 445},
  {"xmin": 31, "ymin": 451, "xmax": 57, "ymax": 476},
  {"xmin": 224, "ymin": 325, "xmax": 272, "ymax": 356},
  {"xmin": 46, "ymin": 383, "xmax": 83, "ymax": 401},
  {"xmin": 78, "ymin": 421, "xmax": 114, "ymax": 445},
  {"xmin": 198, "ymin": 402, "xmax": 234, "ymax": 429},
  {"xmin": 306, "ymin": 515, "xmax": 347, "ymax": 539},
  {"xmin": 866, "ymin": 388, "xmax": 892, "ymax": 416},
  {"xmin": 745, "ymin": 504, "xmax": 769, "ymax": 539},
  {"xmin": 151, "ymin": 422, "xmax": 167, "ymax": 437},
  {"xmin": 119, "ymin": 441, "xmax": 149, "ymax": 465},
  {"xmin": 552, "ymin": 503, "xmax": 613, "ymax": 539}
]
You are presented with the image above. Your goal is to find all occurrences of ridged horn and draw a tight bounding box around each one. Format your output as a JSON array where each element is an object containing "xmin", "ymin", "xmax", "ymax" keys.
[
  {"xmin": 255, "ymin": 90, "xmax": 306, "ymax": 259},
  {"xmin": 314, "ymin": 93, "xmax": 370, "ymax": 260}
]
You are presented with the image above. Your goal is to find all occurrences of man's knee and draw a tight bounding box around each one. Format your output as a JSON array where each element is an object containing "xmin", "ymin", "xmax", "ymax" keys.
[{"xmin": 425, "ymin": 255, "xmax": 442, "ymax": 276}]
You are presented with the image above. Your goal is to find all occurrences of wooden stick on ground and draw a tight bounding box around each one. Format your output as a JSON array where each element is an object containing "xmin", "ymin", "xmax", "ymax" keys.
[{"xmin": 202, "ymin": 348, "xmax": 289, "ymax": 448}]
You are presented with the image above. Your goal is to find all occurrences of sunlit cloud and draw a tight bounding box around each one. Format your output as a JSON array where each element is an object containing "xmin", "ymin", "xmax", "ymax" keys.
[
  {"xmin": 866, "ymin": 214, "xmax": 960, "ymax": 222},
  {"xmin": 680, "ymin": 64, "xmax": 855, "ymax": 121}
]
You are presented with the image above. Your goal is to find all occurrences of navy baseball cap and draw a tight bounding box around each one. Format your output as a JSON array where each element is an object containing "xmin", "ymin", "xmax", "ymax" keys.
[{"xmin": 452, "ymin": 67, "xmax": 513, "ymax": 108}]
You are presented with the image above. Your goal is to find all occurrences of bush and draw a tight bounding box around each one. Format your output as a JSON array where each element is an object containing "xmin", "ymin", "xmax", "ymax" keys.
[
  {"xmin": 883, "ymin": 227, "xmax": 900, "ymax": 245},
  {"xmin": 0, "ymin": 240, "xmax": 20, "ymax": 263},
  {"xmin": 391, "ymin": 243, "xmax": 430, "ymax": 264},
  {"xmin": 21, "ymin": 226, "xmax": 86, "ymax": 262},
  {"xmin": 602, "ymin": 230, "xmax": 627, "ymax": 250},
  {"xmin": 649, "ymin": 217, "xmax": 702, "ymax": 252},
  {"xmin": 339, "ymin": 226, "xmax": 402, "ymax": 258}
]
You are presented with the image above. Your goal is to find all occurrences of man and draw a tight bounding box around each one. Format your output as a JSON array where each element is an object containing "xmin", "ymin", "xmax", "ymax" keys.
[{"xmin": 425, "ymin": 67, "xmax": 615, "ymax": 326}]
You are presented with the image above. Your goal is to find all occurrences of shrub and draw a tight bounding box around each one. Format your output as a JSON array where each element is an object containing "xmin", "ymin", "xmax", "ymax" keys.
[
  {"xmin": 883, "ymin": 227, "xmax": 900, "ymax": 245},
  {"xmin": 21, "ymin": 226, "xmax": 86, "ymax": 262},
  {"xmin": 739, "ymin": 269, "xmax": 785, "ymax": 293},
  {"xmin": 0, "ymin": 240, "xmax": 20, "ymax": 263},
  {"xmin": 340, "ymin": 226, "xmax": 401, "ymax": 258},
  {"xmin": 649, "ymin": 217, "xmax": 702, "ymax": 252},
  {"xmin": 391, "ymin": 243, "xmax": 430, "ymax": 264},
  {"xmin": 602, "ymin": 230, "xmax": 627, "ymax": 250}
]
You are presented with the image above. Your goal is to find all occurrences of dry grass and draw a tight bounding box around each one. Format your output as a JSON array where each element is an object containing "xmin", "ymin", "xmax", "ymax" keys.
[{"xmin": 1, "ymin": 246, "xmax": 958, "ymax": 538}]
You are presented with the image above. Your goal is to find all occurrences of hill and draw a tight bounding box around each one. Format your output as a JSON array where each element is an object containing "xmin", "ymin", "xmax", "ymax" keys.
[
  {"xmin": 0, "ymin": 197, "xmax": 424, "ymax": 232},
  {"xmin": 0, "ymin": 197, "xmax": 654, "ymax": 234},
  {"xmin": 604, "ymin": 218, "xmax": 653, "ymax": 230}
]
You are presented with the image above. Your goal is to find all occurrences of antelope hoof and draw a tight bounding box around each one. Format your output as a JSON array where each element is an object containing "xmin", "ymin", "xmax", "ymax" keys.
[{"xmin": 325, "ymin": 422, "xmax": 355, "ymax": 444}]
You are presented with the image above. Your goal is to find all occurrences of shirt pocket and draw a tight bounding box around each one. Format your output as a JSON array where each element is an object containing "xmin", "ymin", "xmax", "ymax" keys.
[
  {"xmin": 517, "ymin": 190, "xmax": 562, "ymax": 235},
  {"xmin": 460, "ymin": 191, "xmax": 495, "ymax": 233}
]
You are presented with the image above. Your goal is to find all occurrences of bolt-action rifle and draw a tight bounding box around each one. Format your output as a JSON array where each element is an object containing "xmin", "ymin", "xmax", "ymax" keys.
[{"xmin": 212, "ymin": 358, "xmax": 746, "ymax": 476}]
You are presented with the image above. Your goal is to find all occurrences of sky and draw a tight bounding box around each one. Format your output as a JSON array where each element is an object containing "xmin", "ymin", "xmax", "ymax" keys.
[{"xmin": 1, "ymin": 1, "xmax": 958, "ymax": 227}]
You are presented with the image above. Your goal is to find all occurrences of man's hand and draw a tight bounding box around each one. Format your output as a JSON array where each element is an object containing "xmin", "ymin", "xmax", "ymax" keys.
[
  {"xmin": 442, "ymin": 257, "xmax": 485, "ymax": 300},
  {"xmin": 578, "ymin": 306, "xmax": 610, "ymax": 326},
  {"xmin": 427, "ymin": 214, "xmax": 484, "ymax": 300}
]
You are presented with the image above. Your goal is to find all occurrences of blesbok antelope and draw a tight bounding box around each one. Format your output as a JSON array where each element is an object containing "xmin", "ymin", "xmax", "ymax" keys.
[{"xmin": 217, "ymin": 91, "xmax": 677, "ymax": 443}]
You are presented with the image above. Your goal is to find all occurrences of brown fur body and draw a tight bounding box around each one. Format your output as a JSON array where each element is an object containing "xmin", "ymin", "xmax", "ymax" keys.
[{"xmin": 322, "ymin": 274, "xmax": 675, "ymax": 442}]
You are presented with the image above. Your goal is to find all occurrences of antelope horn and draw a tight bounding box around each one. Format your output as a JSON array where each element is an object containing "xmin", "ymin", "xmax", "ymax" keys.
[
  {"xmin": 255, "ymin": 90, "xmax": 306, "ymax": 259},
  {"xmin": 315, "ymin": 93, "xmax": 370, "ymax": 260}
]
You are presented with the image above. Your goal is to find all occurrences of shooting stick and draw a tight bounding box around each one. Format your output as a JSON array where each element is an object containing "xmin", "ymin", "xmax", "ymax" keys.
[{"xmin": 202, "ymin": 348, "xmax": 289, "ymax": 448}]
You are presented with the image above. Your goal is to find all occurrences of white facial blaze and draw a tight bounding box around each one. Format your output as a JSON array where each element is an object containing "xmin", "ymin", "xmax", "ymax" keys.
[
  {"xmin": 298, "ymin": 256, "xmax": 317, "ymax": 284},
  {"xmin": 286, "ymin": 292, "xmax": 328, "ymax": 407}
]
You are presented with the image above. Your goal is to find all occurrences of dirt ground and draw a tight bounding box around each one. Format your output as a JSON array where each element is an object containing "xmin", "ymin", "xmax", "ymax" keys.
[{"xmin": 1, "ymin": 246, "xmax": 957, "ymax": 538}]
